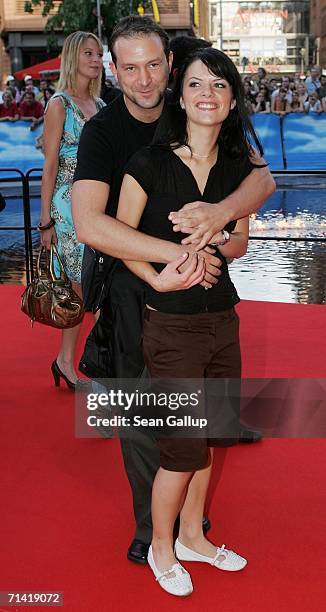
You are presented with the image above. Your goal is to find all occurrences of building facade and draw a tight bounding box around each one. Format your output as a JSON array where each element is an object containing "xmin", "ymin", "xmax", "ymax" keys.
[
  {"xmin": 310, "ymin": 0, "xmax": 326, "ymax": 68},
  {"xmin": 0, "ymin": 0, "xmax": 64, "ymax": 82},
  {"xmin": 207, "ymin": 0, "xmax": 311, "ymax": 74},
  {"xmin": 0, "ymin": 0, "xmax": 197, "ymax": 83}
]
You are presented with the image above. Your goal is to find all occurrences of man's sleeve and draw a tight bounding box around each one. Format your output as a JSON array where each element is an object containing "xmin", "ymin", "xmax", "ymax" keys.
[
  {"xmin": 73, "ymin": 116, "xmax": 114, "ymax": 185},
  {"xmin": 124, "ymin": 147, "xmax": 153, "ymax": 195},
  {"xmin": 237, "ymin": 151, "xmax": 268, "ymax": 185}
]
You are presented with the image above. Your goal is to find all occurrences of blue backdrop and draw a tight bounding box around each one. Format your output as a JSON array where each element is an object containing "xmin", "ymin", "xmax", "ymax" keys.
[
  {"xmin": 282, "ymin": 113, "xmax": 326, "ymax": 170},
  {"xmin": 0, "ymin": 121, "xmax": 44, "ymax": 177},
  {"xmin": 0, "ymin": 115, "xmax": 325, "ymax": 175},
  {"xmin": 251, "ymin": 113, "xmax": 284, "ymax": 171}
]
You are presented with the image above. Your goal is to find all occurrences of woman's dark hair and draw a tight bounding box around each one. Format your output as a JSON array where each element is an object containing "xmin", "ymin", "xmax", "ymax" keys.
[{"xmin": 154, "ymin": 48, "xmax": 263, "ymax": 160}]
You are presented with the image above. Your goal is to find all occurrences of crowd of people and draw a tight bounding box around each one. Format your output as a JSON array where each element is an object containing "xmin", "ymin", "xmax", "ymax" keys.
[
  {"xmin": 1, "ymin": 60, "xmax": 325, "ymax": 130},
  {"xmin": 242, "ymin": 65, "xmax": 326, "ymax": 114},
  {"xmin": 0, "ymin": 74, "xmax": 57, "ymax": 129}
]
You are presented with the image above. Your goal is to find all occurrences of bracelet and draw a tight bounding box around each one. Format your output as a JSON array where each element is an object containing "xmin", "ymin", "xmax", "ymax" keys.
[
  {"xmin": 211, "ymin": 230, "xmax": 230, "ymax": 247},
  {"xmin": 38, "ymin": 218, "xmax": 55, "ymax": 231}
]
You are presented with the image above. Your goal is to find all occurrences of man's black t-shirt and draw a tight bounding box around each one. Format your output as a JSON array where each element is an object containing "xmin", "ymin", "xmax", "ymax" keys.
[
  {"xmin": 125, "ymin": 144, "xmax": 255, "ymax": 314},
  {"xmin": 73, "ymin": 94, "xmax": 159, "ymax": 217}
]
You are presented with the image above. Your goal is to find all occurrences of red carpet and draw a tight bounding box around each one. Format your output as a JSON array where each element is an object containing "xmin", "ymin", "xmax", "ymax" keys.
[{"xmin": 1, "ymin": 286, "xmax": 325, "ymax": 611}]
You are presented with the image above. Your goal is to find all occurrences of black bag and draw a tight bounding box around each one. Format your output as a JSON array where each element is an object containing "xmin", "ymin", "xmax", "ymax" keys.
[
  {"xmin": 79, "ymin": 305, "xmax": 114, "ymax": 379},
  {"xmin": 81, "ymin": 246, "xmax": 117, "ymax": 313}
]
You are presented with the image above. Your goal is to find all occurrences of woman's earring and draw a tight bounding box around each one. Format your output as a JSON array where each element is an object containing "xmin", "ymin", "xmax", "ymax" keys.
[{"xmin": 180, "ymin": 99, "xmax": 185, "ymax": 109}]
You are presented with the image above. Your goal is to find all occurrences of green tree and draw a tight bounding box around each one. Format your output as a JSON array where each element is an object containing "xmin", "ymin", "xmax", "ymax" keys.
[{"xmin": 25, "ymin": 0, "xmax": 142, "ymax": 50}]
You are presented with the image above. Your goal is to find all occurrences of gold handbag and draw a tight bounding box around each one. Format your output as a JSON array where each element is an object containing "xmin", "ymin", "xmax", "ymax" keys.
[{"xmin": 21, "ymin": 245, "xmax": 85, "ymax": 329}]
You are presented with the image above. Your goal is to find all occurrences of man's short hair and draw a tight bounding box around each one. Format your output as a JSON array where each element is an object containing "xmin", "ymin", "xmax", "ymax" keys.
[
  {"xmin": 23, "ymin": 91, "xmax": 35, "ymax": 100},
  {"xmin": 110, "ymin": 15, "xmax": 170, "ymax": 65},
  {"xmin": 170, "ymin": 36, "xmax": 212, "ymax": 74}
]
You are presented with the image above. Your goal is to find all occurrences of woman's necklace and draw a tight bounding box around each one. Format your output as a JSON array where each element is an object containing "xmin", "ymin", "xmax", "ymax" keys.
[{"xmin": 181, "ymin": 145, "xmax": 217, "ymax": 160}]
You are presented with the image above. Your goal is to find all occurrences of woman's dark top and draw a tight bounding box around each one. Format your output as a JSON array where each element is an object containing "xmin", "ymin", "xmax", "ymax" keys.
[{"xmin": 125, "ymin": 144, "xmax": 255, "ymax": 315}]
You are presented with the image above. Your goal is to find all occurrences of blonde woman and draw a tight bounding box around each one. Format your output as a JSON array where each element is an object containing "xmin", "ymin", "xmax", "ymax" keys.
[{"xmin": 39, "ymin": 31, "xmax": 105, "ymax": 389}]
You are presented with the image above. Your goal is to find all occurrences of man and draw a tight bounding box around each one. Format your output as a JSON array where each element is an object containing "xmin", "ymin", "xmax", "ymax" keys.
[
  {"xmin": 317, "ymin": 74, "xmax": 326, "ymax": 100},
  {"xmin": 19, "ymin": 91, "xmax": 44, "ymax": 122},
  {"xmin": 271, "ymin": 76, "xmax": 292, "ymax": 106},
  {"xmin": 22, "ymin": 75, "xmax": 40, "ymax": 97},
  {"xmin": 305, "ymin": 65, "xmax": 321, "ymax": 96},
  {"xmin": 36, "ymin": 79, "xmax": 50, "ymax": 102},
  {"xmin": 72, "ymin": 16, "xmax": 275, "ymax": 565}
]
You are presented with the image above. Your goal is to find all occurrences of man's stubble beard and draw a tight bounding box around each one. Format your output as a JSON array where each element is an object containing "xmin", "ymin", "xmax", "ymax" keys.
[{"xmin": 124, "ymin": 89, "xmax": 165, "ymax": 111}]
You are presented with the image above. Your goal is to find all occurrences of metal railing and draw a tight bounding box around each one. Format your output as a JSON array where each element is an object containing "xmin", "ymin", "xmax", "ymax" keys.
[
  {"xmin": 0, "ymin": 168, "xmax": 42, "ymax": 284},
  {"xmin": 0, "ymin": 168, "xmax": 325, "ymax": 286}
]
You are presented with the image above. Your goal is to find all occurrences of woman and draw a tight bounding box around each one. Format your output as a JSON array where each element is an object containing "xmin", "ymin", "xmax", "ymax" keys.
[
  {"xmin": 242, "ymin": 79, "xmax": 255, "ymax": 114},
  {"xmin": 253, "ymin": 86, "xmax": 271, "ymax": 113},
  {"xmin": 297, "ymin": 82, "xmax": 309, "ymax": 106},
  {"xmin": 117, "ymin": 48, "xmax": 266, "ymax": 596},
  {"xmin": 286, "ymin": 89, "xmax": 304, "ymax": 113},
  {"xmin": 39, "ymin": 31, "xmax": 104, "ymax": 389},
  {"xmin": 0, "ymin": 90, "xmax": 19, "ymax": 121},
  {"xmin": 304, "ymin": 92, "xmax": 323, "ymax": 113},
  {"xmin": 271, "ymin": 87, "xmax": 288, "ymax": 114}
]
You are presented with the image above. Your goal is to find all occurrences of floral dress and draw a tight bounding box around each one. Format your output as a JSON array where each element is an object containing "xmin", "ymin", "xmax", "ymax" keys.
[{"xmin": 49, "ymin": 91, "xmax": 105, "ymax": 282}]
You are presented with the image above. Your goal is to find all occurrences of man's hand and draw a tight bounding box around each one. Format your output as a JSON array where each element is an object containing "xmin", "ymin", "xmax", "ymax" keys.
[
  {"xmin": 169, "ymin": 201, "xmax": 229, "ymax": 251},
  {"xmin": 153, "ymin": 252, "xmax": 205, "ymax": 292}
]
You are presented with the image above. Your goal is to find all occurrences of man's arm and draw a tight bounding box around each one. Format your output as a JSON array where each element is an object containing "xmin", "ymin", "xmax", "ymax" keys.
[
  {"xmin": 73, "ymin": 179, "xmax": 188, "ymax": 262},
  {"xmin": 72, "ymin": 178, "xmax": 222, "ymax": 287},
  {"xmin": 168, "ymin": 156, "xmax": 276, "ymax": 251}
]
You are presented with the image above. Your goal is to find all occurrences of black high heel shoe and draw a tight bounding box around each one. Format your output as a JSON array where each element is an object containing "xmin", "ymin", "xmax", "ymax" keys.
[{"xmin": 51, "ymin": 360, "xmax": 76, "ymax": 390}]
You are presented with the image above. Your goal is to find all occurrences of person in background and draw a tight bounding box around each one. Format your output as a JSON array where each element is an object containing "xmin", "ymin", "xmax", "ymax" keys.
[
  {"xmin": 256, "ymin": 66, "xmax": 267, "ymax": 88},
  {"xmin": 303, "ymin": 92, "xmax": 323, "ymax": 114},
  {"xmin": 243, "ymin": 80, "xmax": 255, "ymax": 114},
  {"xmin": 22, "ymin": 75, "xmax": 40, "ymax": 97},
  {"xmin": 31, "ymin": 86, "xmax": 56, "ymax": 132},
  {"xmin": 5, "ymin": 76, "xmax": 21, "ymax": 103},
  {"xmin": 286, "ymin": 90, "xmax": 303, "ymax": 113},
  {"xmin": 271, "ymin": 76, "xmax": 292, "ymax": 105},
  {"xmin": 271, "ymin": 87, "xmax": 288, "ymax": 114},
  {"xmin": 99, "ymin": 67, "xmax": 121, "ymax": 104},
  {"xmin": 168, "ymin": 35, "xmax": 212, "ymax": 87},
  {"xmin": 40, "ymin": 85, "xmax": 56, "ymax": 108},
  {"xmin": 293, "ymin": 72, "xmax": 302, "ymax": 87},
  {"xmin": 19, "ymin": 91, "xmax": 44, "ymax": 122},
  {"xmin": 5, "ymin": 84, "xmax": 19, "ymax": 101},
  {"xmin": 317, "ymin": 74, "xmax": 326, "ymax": 100},
  {"xmin": 297, "ymin": 82, "xmax": 309, "ymax": 106},
  {"xmin": 243, "ymin": 75, "xmax": 258, "ymax": 96},
  {"xmin": 305, "ymin": 65, "xmax": 321, "ymax": 95},
  {"xmin": 253, "ymin": 88, "xmax": 270, "ymax": 113},
  {"xmin": 268, "ymin": 78, "xmax": 278, "ymax": 93},
  {"xmin": 36, "ymin": 79, "xmax": 51, "ymax": 102},
  {"xmin": 39, "ymin": 30, "xmax": 105, "ymax": 389},
  {"xmin": 0, "ymin": 90, "xmax": 19, "ymax": 121}
]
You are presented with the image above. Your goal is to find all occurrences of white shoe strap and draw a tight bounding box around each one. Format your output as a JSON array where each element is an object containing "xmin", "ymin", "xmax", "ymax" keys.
[
  {"xmin": 212, "ymin": 544, "xmax": 227, "ymax": 566},
  {"xmin": 156, "ymin": 563, "xmax": 184, "ymax": 582}
]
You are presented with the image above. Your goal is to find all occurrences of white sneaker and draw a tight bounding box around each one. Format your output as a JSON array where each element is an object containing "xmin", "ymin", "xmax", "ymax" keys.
[
  {"xmin": 147, "ymin": 545, "xmax": 193, "ymax": 596},
  {"xmin": 175, "ymin": 538, "xmax": 247, "ymax": 572}
]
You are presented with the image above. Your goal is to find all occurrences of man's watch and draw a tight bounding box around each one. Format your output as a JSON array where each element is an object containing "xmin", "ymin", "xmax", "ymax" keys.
[{"xmin": 212, "ymin": 230, "xmax": 230, "ymax": 247}]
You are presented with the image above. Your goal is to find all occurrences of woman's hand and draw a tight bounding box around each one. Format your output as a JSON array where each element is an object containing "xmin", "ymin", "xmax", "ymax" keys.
[
  {"xmin": 188, "ymin": 244, "xmax": 222, "ymax": 286},
  {"xmin": 152, "ymin": 252, "xmax": 205, "ymax": 292},
  {"xmin": 40, "ymin": 226, "xmax": 57, "ymax": 250}
]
